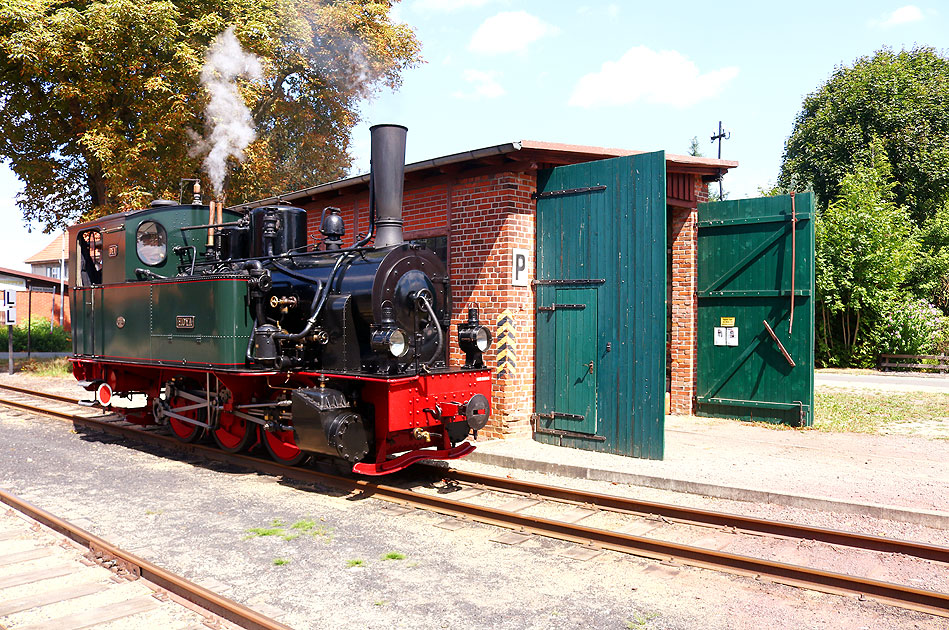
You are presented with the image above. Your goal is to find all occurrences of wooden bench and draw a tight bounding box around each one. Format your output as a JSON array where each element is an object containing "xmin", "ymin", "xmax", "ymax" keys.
[{"xmin": 878, "ymin": 354, "xmax": 949, "ymax": 371}]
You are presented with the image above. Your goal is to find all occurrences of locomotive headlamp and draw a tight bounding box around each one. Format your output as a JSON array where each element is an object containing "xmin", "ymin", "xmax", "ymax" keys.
[
  {"xmin": 371, "ymin": 327, "xmax": 408, "ymax": 357},
  {"xmin": 372, "ymin": 303, "xmax": 409, "ymax": 358},
  {"xmin": 473, "ymin": 326, "xmax": 491, "ymax": 352},
  {"xmin": 458, "ymin": 307, "xmax": 492, "ymax": 368}
]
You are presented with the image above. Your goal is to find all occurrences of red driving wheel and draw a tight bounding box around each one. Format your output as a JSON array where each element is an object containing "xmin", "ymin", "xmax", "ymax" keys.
[
  {"xmin": 263, "ymin": 425, "xmax": 305, "ymax": 466},
  {"xmin": 213, "ymin": 402, "xmax": 256, "ymax": 454},
  {"xmin": 163, "ymin": 382, "xmax": 206, "ymax": 443}
]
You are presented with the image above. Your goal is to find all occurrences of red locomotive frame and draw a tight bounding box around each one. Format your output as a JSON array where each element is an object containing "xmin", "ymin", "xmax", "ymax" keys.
[{"xmin": 72, "ymin": 358, "xmax": 491, "ymax": 475}]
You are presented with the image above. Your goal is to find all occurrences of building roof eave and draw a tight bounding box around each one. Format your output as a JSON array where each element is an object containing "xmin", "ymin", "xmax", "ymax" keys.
[{"xmin": 230, "ymin": 139, "xmax": 738, "ymax": 211}]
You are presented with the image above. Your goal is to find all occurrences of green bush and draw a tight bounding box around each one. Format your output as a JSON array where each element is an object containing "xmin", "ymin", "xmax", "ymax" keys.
[
  {"xmin": 0, "ymin": 317, "xmax": 71, "ymax": 352},
  {"xmin": 878, "ymin": 299, "xmax": 949, "ymax": 357}
]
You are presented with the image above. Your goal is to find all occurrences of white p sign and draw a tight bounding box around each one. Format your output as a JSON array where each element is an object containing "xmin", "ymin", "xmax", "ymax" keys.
[{"xmin": 512, "ymin": 248, "xmax": 529, "ymax": 287}]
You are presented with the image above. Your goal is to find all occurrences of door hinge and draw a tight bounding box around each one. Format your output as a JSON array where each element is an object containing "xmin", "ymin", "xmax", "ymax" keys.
[
  {"xmin": 531, "ymin": 185, "xmax": 607, "ymax": 200},
  {"xmin": 532, "ymin": 279, "xmax": 606, "ymax": 286},
  {"xmin": 532, "ymin": 411, "xmax": 585, "ymax": 421},
  {"xmin": 537, "ymin": 303, "xmax": 586, "ymax": 312}
]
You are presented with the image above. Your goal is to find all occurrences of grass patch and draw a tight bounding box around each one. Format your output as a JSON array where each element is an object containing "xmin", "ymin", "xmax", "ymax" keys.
[
  {"xmin": 18, "ymin": 357, "xmax": 72, "ymax": 377},
  {"xmin": 626, "ymin": 612, "xmax": 659, "ymax": 629},
  {"xmin": 815, "ymin": 389, "xmax": 949, "ymax": 434},
  {"xmin": 347, "ymin": 559, "xmax": 365, "ymax": 568},
  {"xmin": 245, "ymin": 527, "xmax": 283, "ymax": 539},
  {"xmin": 288, "ymin": 519, "xmax": 334, "ymax": 540},
  {"xmin": 272, "ymin": 558, "xmax": 290, "ymax": 566},
  {"xmin": 381, "ymin": 551, "xmax": 405, "ymax": 561},
  {"xmin": 246, "ymin": 518, "xmax": 334, "ymax": 542}
]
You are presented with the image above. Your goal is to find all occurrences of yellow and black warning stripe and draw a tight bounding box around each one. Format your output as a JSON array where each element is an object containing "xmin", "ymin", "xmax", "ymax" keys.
[{"xmin": 496, "ymin": 310, "xmax": 516, "ymax": 379}]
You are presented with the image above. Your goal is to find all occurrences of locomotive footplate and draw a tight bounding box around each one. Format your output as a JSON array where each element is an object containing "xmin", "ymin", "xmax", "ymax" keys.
[
  {"xmin": 352, "ymin": 442, "xmax": 475, "ymax": 476},
  {"xmin": 345, "ymin": 368, "xmax": 492, "ymax": 475}
]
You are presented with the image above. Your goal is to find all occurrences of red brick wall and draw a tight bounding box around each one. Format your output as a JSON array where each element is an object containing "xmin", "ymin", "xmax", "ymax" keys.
[
  {"xmin": 13, "ymin": 290, "xmax": 71, "ymax": 331},
  {"xmin": 667, "ymin": 178, "xmax": 707, "ymax": 415},
  {"xmin": 446, "ymin": 173, "xmax": 535, "ymax": 439}
]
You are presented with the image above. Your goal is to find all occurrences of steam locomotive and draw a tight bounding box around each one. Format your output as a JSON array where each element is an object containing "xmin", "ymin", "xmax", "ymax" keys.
[{"xmin": 68, "ymin": 125, "xmax": 493, "ymax": 474}]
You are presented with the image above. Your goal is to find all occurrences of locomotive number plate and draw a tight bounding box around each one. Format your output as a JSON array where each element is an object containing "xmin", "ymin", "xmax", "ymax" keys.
[{"xmin": 176, "ymin": 315, "xmax": 195, "ymax": 329}]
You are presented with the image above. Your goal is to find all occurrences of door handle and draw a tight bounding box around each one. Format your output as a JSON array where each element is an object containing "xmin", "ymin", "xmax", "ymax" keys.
[{"xmin": 585, "ymin": 361, "xmax": 594, "ymax": 374}]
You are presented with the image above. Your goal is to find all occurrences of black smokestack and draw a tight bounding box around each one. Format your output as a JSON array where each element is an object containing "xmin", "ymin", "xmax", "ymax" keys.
[{"xmin": 369, "ymin": 124, "xmax": 407, "ymax": 248}]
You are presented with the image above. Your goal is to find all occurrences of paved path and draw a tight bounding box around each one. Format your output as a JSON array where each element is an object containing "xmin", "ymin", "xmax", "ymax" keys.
[{"xmin": 816, "ymin": 370, "xmax": 949, "ymax": 392}]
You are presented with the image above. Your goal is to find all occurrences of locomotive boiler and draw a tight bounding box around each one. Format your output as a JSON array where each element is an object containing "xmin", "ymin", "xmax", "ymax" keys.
[{"xmin": 69, "ymin": 125, "xmax": 493, "ymax": 474}]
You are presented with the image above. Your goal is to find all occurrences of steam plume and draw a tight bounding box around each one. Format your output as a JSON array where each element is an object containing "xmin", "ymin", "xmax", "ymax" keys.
[{"xmin": 192, "ymin": 27, "xmax": 262, "ymax": 198}]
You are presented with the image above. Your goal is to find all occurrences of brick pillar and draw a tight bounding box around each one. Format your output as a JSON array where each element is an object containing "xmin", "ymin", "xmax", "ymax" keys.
[
  {"xmin": 668, "ymin": 180, "xmax": 708, "ymax": 415},
  {"xmin": 449, "ymin": 172, "xmax": 536, "ymax": 439},
  {"xmin": 669, "ymin": 205, "xmax": 697, "ymax": 415}
]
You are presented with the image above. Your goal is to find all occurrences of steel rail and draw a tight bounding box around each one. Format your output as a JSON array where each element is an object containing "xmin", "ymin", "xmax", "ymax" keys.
[
  {"xmin": 435, "ymin": 467, "xmax": 949, "ymax": 563},
  {"xmin": 0, "ymin": 489, "xmax": 293, "ymax": 630},
  {"xmin": 0, "ymin": 382, "xmax": 82, "ymax": 404},
  {"xmin": 2, "ymin": 390, "xmax": 949, "ymax": 617}
]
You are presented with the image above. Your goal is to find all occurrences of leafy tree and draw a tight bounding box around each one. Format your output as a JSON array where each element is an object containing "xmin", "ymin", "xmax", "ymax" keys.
[
  {"xmin": 0, "ymin": 0, "xmax": 420, "ymax": 230},
  {"xmin": 755, "ymin": 183, "xmax": 794, "ymax": 197},
  {"xmin": 815, "ymin": 155, "xmax": 917, "ymax": 365},
  {"xmin": 779, "ymin": 46, "xmax": 949, "ymax": 226},
  {"xmin": 907, "ymin": 202, "xmax": 949, "ymax": 311},
  {"xmin": 687, "ymin": 136, "xmax": 702, "ymax": 157}
]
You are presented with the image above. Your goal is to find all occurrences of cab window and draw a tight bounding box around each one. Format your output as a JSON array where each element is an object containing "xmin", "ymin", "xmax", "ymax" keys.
[
  {"xmin": 78, "ymin": 230, "xmax": 103, "ymax": 286},
  {"xmin": 136, "ymin": 220, "xmax": 167, "ymax": 265}
]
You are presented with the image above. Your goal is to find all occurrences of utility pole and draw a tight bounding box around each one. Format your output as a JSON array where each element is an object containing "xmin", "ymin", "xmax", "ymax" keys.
[{"xmin": 710, "ymin": 121, "xmax": 731, "ymax": 200}]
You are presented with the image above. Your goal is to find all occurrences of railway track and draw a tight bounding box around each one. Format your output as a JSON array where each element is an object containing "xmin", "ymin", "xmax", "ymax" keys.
[
  {"xmin": 1, "ymin": 383, "xmax": 948, "ymax": 619},
  {"xmin": 0, "ymin": 488, "xmax": 291, "ymax": 630}
]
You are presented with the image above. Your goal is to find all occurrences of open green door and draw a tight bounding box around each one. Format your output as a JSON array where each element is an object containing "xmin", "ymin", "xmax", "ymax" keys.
[
  {"xmin": 535, "ymin": 152, "xmax": 666, "ymax": 459},
  {"xmin": 696, "ymin": 193, "xmax": 815, "ymax": 426}
]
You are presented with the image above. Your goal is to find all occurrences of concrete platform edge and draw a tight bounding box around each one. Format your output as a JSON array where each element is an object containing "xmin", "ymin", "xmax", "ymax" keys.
[{"xmin": 465, "ymin": 451, "xmax": 949, "ymax": 530}]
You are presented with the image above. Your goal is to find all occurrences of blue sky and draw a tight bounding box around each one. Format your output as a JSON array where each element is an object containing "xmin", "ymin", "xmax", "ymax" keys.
[{"xmin": 1, "ymin": 1, "xmax": 947, "ymax": 270}]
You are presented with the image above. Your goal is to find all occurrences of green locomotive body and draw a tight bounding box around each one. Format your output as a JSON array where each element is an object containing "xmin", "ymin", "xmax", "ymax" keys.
[{"xmin": 70, "ymin": 204, "xmax": 251, "ymax": 367}]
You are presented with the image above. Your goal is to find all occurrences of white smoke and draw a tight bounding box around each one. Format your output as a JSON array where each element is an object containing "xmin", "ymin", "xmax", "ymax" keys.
[{"xmin": 192, "ymin": 27, "xmax": 263, "ymax": 198}]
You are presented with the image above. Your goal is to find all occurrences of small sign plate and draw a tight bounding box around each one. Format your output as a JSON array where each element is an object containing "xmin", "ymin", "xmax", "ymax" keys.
[
  {"xmin": 714, "ymin": 327, "xmax": 726, "ymax": 346},
  {"xmin": 107, "ymin": 244, "xmax": 118, "ymax": 258},
  {"xmin": 727, "ymin": 327, "xmax": 739, "ymax": 347},
  {"xmin": 720, "ymin": 316, "xmax": 735, "ymax": 327},
  {"xmin": 176, "ymin": 315, "xmax": 195, "ymax": 329},
  {"xmin": 511, "ymin": 248, "xmax": 529, "ymax": 287}
]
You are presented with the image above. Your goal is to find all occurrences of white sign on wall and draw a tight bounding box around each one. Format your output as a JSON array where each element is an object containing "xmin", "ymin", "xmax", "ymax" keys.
[{"xmin": 512, "ymin": 248, "xmax": 529, "ymax": 287}]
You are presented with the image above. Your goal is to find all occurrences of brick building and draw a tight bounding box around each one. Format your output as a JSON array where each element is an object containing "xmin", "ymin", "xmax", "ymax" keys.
[
  {"xmin": 18, "ymin": 235, "xmax": 71, "ymax": 330},
  {"xmin": 237, "ymin": 139, "xmax": 737, "ymax": 452}
]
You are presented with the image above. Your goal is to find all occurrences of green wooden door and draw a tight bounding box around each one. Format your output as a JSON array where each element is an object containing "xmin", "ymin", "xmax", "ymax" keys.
[
  {"xmin": 696, "ymin": 193, "xmax": 815, "ymax": 426},
  {"xmin": 536, "ymin": 287, "xmax": 598, "ymax": 434},
  {"xmin": 535, "ymin": 152, "xmax": 666, "ymax": 459}
]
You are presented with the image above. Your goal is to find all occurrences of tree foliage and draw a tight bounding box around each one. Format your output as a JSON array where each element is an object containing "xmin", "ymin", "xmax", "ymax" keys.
[
  {"xmin": 779, "ymin": 46, "xmax": 949, "ymax": 226},
  {"xmin": 0, "ymin": 0, "xmax": 420, "ymax": 230},
  {"xmin": 907, "ymin": 202, "xmax": 949, "ymax": 311},
  {"xmin": 815, "ymin": 155, "xmax": 918, "ymax": 365}
]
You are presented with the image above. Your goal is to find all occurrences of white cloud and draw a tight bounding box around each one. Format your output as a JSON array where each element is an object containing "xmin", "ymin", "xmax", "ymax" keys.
[
  {"xmin": 568, "ymin": 46, "xmax": 739, "ymax": 109},
  {"xmin": 412, "ymin": 0, "xmax": 501, "ymax": 12},
  {"xmin": 871, "ymin": 5, "xmax": 925, "ymax": 27},
  {"xmin": 453, "ymin": 69, "xmax": 506, "ymax": 99},
  {"xmin": 607, "ymin": 4, "xmax": 620, "ymax": 17},
  {"xmin": 468, "ymin": 11, "xmax": 558, "ymax": 55}
]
